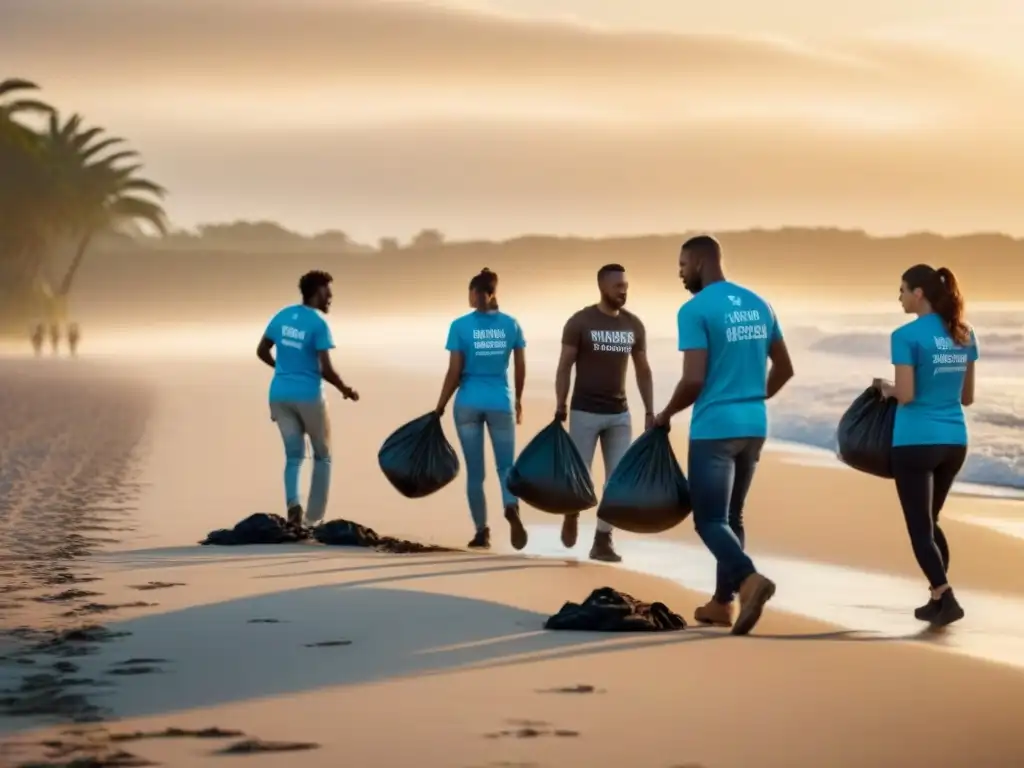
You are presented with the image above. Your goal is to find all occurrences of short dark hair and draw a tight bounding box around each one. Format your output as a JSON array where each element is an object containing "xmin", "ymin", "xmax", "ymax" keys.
[
  {"xmin": 597, "ymin": 263, "xmax": 625, "ymax": 281},
  {"xmin": 681, "ymin": 235, "xmax": 721, "ymax": 258},
  {"xmin": 299, "ymin": 270, "xmax": 333, "ymax": 301}
]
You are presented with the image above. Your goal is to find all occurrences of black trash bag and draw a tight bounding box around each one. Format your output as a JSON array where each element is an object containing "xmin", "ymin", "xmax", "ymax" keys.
[
  {"xmin": 313, "ymin": 518, "xmax": 457, "ymax": 554},
  {"xmin": 506, "ymin": 419, "xmax": 598, "ymax": 515},
  {"xmin": 596, "ymin": 427, "xmax": 691, "ymax": 534},
  {"xmin": 544, "ymin": 587, "xmax": 687, "ymax": 632},
  {"xmin": 836, "ymin": 386, "xmax": 897, "ymax": 479},
  {"xmin": 201, "ymin": 513, "xmax": 311, "ymax": 546},
  {"xmin": 378, "ymin": 412, "xmax": 460, "ymax": 498}
]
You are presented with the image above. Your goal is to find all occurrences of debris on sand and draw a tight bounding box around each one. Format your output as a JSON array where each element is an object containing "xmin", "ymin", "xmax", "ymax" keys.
[
  {"xmin": 127, "ymin": 582, "xmax": 184, "ymax": 592},
  {"xmin": 201, "ymin": 513, "xmax": 458, "ymax": 554},
  {"xmin": 544, "ymin": 587, "xmax": 687, "ymax": 632},
  {"xmin": 303, "ymin": 640, "xmax": 352, "ymax": 648},
  {"xmin": 62, "ymin": 602, "xmax": 155, "ymax": 618},
  {"xmin": 215, "ymin": 738, "xmax": 320, "ymax": 754},
  {"xmin": 109, "ymin": 726, "xmax": 244, "ymax": 743},
  {"xmin": 536, "ymin": 684, "xmax": 604, "ymax": 694},
  {"xmin": 483, "ymin": 720, "xmax": 580, "ymax": 740},
  {"xmin": 15, "ymin": 748, "xmax": 157, "ymax": 767}
]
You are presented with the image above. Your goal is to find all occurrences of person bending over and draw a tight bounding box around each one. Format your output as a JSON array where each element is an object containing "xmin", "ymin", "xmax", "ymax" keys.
[
  {"xmin": 435, "ymin": 268, "xmax": 528, "ymax": 551},
  {"xmin": 654, "ymin": 235, "xmax": 794, "ymax": 636},
  {"xmin": 555, "ymin": 263, "xmax": 654, "ymax": 563},
  {"xmin": 257, "ymin": 270, "xmax": 358, "ymax": 528},
  {"xmin": 875, "ymin": 264, "xmax": 977, "ymax": 627}
]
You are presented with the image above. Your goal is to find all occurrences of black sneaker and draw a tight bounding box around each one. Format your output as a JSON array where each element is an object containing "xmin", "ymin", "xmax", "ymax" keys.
[
  {"xmin": 504, "ymin": 504, "xmax": 528, "ymax": 551},
  {"xmin": 287, "ymin": 504, "xmax": 304, "ymax": 527},
  {"xmin": 589, "ymin": 531, "xmax": 622, "ymax": 563},
  {"xmin": 929, "ymin": 589, "xmax": 965, "ymax": 627},
  {"xmin": 468, "ymin": 527, "xmax": 491, "ymax": 549},
  {"xmin": 913, "ymin": 598, "xmax": 941, "ymax": 622}
]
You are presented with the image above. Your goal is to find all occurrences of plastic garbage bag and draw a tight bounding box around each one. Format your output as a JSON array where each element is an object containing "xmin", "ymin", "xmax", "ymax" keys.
[
  {"xmin": 506, "ymin": 419, "xmax": 597, "ymax": 514},
  {"xmin": 378, "ymin": 412, "xmax": 460, "ymax": 498},
  {"xmin": 836, "ymin": 386, "xmax": 897, "ymax": 479},
  {"xmin": 597, "ymin": 427, "xmax": 691, "ymax": 534}
]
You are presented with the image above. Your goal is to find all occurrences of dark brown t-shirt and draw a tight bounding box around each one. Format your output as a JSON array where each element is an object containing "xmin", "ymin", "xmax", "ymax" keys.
[{"xmin": 562, "ymin": 305, "xmax": 646, "ymax": 414}]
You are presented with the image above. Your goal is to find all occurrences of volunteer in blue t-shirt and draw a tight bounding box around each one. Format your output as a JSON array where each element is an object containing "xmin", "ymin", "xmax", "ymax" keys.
[
  {"xmin": 257, "ymin": 270, "xmax": 359, "ymax": 528},
  {"xmin": 875, "ymin": 264, "xmax": 978, "ymax": 627},
  {"xmin": 434, "ymin": 269, "xmax": 528, "ymax": 551},
  {"xmin": 654, "ymin": 235, "xmax": 795, "ymax": 636}
]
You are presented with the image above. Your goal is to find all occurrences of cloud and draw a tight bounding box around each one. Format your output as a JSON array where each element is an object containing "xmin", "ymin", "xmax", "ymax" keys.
[{"xmin": 2, "ymin": 0, "xmax": 1021, "ymax": 127}]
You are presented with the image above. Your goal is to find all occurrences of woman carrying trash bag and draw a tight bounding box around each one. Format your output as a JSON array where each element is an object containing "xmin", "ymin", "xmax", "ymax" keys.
[
  {"xmin": 875, "ymin": 264, "xmax": 978, "ymax": 627},
  {"xmin": 434, "ymin": 269, "xmax": 529, "ymax": 551}
]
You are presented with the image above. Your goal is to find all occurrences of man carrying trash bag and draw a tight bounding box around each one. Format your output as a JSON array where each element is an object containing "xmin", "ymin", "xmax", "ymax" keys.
[
  {"xmin": 554, "ymin": 263, "xmax": 655, "ymax": 562},
  {"xmin": 654, "ymin": 236, "xmax": 794, "ymax": 636}
]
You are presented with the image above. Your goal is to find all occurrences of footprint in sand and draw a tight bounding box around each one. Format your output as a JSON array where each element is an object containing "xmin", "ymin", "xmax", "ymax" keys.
[
  {"xmin": 484, "ymin": 719, "xmax": 580, "ymax": 740},
  {"xmin": 536, "ymin": 684, "xmax": 604, "ymax": 695}
]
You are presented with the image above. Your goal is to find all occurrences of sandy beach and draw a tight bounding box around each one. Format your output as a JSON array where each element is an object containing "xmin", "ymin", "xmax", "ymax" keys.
[{"xmin": 3, "ymin": 355, "xmax": 1024, "ymax": 768}]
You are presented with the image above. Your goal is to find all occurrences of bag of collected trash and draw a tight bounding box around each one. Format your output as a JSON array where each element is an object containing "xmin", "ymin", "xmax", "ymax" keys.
[
  {"xmin": 836, "ymin": 386, "xmax": 897, "ymax": 479},
  {"xmin": 544, "ymin": 587, "xmax": 687, "ymax": 632},
  {"xmin": 506, "ymin": 419, "xmax": 597, "ymax": 514},
  {"xmin": 378, "ymin": 412, "xmax": 460, "ymax": 498},
  {"xmin": 596, "ymin": 427, "xmax": 691, "ymax": 534},
  {"xmin": 201, "ymin": 513, "xmax": 311, "ymax": 546}
]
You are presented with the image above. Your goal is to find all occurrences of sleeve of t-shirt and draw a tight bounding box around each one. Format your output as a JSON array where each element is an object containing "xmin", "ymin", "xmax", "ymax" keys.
[
  {"xmin": 768, "ymin": 304, "xmax": 784, "ymax": 342},
  {"xmin": 677, "ymin": 303, "xmax": 707, "ymax": 351},
  {"xmin": 968, "ymin": 327, "xmax": 980, "ymax": 362},
  {"xmin": 890, "ymin": 328, "xmax": 915, "ymax": 366},
  {"xmin": 314, "ymin": 317, "xmax": 335, "ymax": 351},
  {"xmin": 632, "ymin": 317, "xmax": 647, "ymax": 354},
  {"xmin": 445, "ymin": 320, "xmax": 462, "ymax": 352},
  {"xmin": 263, "ymin": 313, "xmax": 279, "ymax": 342},
  {"xmin": 560, "ymin": 314, "xmax": 580, "ymax": 348},
  {"xmin": 511, "ymin": 319, "xmax": 526, "ymax": 350}
]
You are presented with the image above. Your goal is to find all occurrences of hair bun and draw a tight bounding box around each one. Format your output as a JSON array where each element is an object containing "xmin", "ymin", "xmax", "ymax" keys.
[{"xmin": 480, "ymin": 268, "xmax": 493, "ymax": 274}]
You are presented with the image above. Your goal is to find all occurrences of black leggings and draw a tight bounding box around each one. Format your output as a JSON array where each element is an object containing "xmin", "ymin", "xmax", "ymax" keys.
[{"xmin": 891, "ymin": 444, "xmax": 967, "ymax": 589}]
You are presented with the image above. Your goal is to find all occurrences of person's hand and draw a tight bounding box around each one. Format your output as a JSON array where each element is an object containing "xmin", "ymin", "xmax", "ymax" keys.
[
  {"xmin": 554, "ymin": 407, "xmax": 567, "ymax": 423},
  {"xmin": 644, "ymin": 412, "xmax": 656, "ymax": 430},
  {"xmin": 341, "ymin": 385, "xmax": 359, "ymax": 401},
  {"xmin": 515, "ymin": 399, "xmax": 523, "ymax": 425},
  {"xmin": 433, "ymin": 405, "xmax": 445, "ymax": 417},
  {"xmin": 653, "ymin": 410, "xmax": 671, "ymax": 431}
]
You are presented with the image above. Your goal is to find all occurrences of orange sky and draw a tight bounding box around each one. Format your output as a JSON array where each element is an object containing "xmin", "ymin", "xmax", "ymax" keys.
[{"xmin": 2, "ymin": 0, "xmax": 1022, "ymax": 240}]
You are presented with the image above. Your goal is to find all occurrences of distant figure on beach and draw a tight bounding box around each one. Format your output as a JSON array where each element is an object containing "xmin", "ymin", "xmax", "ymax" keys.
[
  {"xmin": 434, "ymin": 268, "xmax": 528, "ymax": 551},
  {"xmin": 874, "ymin": 264, "xmax": 977, "ymax": 627},
  {"xmin": 30, "ymin": 323, "xmax": 45, "ymax": 356},
  {"xmin": 48, "ymin": 323, "xmax": 60, "ymax": 355},
  {"xmin": 554, "ymin": 264, "xmax": 654, "ymax": 563},
  {"xmin": 654, "ymin": 235, "xmax": 794, "ymax": 636},
  {"xmin": 257, "ymin": 270, "xmax": 359, "ymax": 528},
  {"xmin": 67, "ymin": 323, "xmax": 80, "ymax": 357}
]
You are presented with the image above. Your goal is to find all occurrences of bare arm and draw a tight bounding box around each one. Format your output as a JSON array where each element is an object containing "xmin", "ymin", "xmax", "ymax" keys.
[
  {"xmin": 766, "ymin": 337, "xmax": 795, "ymax": 399},
  {"xmin": 513, "ymin": 347, "xmax": 526, "ymax": 405},
  {"xmin": 659, "ymin": 349, "xmax": 707, "ymax": 420},
  {"xmin": 256, "ymin": 336, "xmax": 275, "ymax": 369},
  {"xmin": 961, "ymin": 361, "xmax": 975, "ymax": 406},
  {"xmin": 632, "ymin": 348, "xmax": 655, "ymax": 417},
  {"xmin": 435, "ymin": 351, "xmax": 464, "ymax": 414},
  {"xmin": 554, "ymin": 343, "xmax": 578, "ymax": 416},
  {"xmin": 877, "ymin": 365, "xmax": 914, "ymax": 404},
  {"xmin": 318, "ymin": 350, "xmax": 356, "ymax": 398}
]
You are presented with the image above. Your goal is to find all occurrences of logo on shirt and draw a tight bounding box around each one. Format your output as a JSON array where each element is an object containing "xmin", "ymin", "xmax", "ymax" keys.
[
  {"xmin": 590, "ymin": 329, "xmax": 635, "ymax": 354},
  {"xmin": 472, "ymin": 327, "xmax": 507, "ymax": 356},
  {"xmin": 727, "ymin": 295, "xmax": 742, "ymax": 307},
  {"xmin": 280, "ymin": 324, "xmax": 307, "ymax": 350}
]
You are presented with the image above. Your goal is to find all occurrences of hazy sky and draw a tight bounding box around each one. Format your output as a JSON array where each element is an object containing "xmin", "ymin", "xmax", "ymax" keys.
[{"xmin": 3, "ymin": 0, "xmax": 1023, "ymax": 240}]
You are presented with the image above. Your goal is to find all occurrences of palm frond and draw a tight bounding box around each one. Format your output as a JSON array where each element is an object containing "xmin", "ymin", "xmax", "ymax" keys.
[{"xmin": 0, "ymin": 78, "xmax": 41, "ymax": 97}]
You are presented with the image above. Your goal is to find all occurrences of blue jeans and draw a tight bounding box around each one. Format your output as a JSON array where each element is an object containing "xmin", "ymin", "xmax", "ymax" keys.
[
  {"xmin": 688, "ymin": 437, "xmax": 765, "ymax": 602},
  {"xmin": 270, "ymin": 400, "xmax": 332, "ymax": 524},
  {"xmin": 453, "ymin": 406, "xmax": 517, "ymax": 531}
]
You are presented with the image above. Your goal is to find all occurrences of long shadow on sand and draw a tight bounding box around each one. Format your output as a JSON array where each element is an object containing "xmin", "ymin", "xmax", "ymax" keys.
[{"xmin": 1, "ymin": 553, "xmax": 900, "ymax": 734}]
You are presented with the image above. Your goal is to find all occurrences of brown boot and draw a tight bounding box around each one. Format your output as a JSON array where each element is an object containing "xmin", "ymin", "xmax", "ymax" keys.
[
  {"xmin": 560, "ymin": 513, "xmax": 579, "ymax": 548},
  {"xmin": 589, "ymin": 531, "xmax": 622, "ymax": 563},
  {"xmin": 504, "ymin": 505, "xmax": 528, "ymax": 551},
  {"xmin": 732, "ymin": 573, "xmax": 776, "ymax": 636},
  {"xmin": 694, "ymin": 599, "xmax": 734, "ymax": 628}
]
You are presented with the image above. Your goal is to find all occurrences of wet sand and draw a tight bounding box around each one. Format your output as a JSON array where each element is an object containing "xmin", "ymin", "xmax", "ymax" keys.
[{"xmin": 2, "ymin": 356, "xmax": 1024, "ymax": 767}]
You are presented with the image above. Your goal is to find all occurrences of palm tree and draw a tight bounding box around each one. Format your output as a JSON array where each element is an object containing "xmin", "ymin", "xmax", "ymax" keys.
[{"xmin": 38, "ymin": 113, "xmax": 168, "ymax": 324}]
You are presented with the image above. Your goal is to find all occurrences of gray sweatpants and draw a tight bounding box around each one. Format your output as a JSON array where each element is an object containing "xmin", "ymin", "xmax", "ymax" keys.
[{"xmin": 568, "ymin": 410, "xmax": 632, "ymax": 533}]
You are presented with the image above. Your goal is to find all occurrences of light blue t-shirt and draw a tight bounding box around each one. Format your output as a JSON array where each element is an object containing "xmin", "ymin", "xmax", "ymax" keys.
[
  {"xmin": 891, "ymin": 313, "xmax": 978, "ymax": 447},
  {"xmin": 446, "ymin": 310, "xmax": 526, "ymax": 413},
  {"xmin": 676, "ymin": 281, "xmax": 782, "ymax": 440},
  {"xmin": 265, "ymin": 304, "xmax": 335, "ymax": 403}
]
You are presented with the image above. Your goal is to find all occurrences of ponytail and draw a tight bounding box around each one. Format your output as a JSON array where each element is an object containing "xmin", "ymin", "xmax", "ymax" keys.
[
  {"xmin": 934, "ymin": 267, "xmax": 970, "ymax": 346},
  {"xmin": 468, "ymin": 268, "xmax": 499, "ymax": 311}
]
